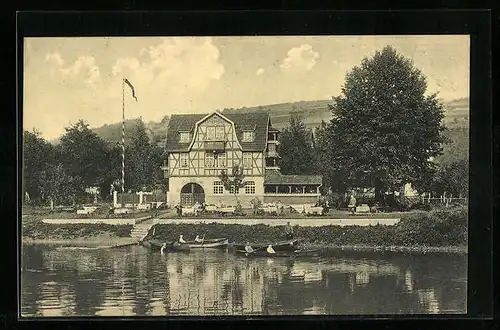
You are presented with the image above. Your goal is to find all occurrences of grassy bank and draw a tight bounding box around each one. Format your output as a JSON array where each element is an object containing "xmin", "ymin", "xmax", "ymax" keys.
[
  {"xmin": 151, "ymin": 206, "xmax": 467, "ymax": 253},
  {"xmin": 22, "ymin": 214, "xmax": 133, "ymax": 240},
  {"xmin": 22, "ymin": 235, "xmax": 137, "ymax": 247}
]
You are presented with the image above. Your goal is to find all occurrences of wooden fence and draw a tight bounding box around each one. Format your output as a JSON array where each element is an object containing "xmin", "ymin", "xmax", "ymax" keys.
[{"xmin": 418, "ymin": 193, "xmax": 467, "ymax": 207}]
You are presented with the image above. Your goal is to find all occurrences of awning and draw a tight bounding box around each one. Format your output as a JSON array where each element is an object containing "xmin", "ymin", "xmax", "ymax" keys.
[{"xmin": 264, "ymin": 169, "xmax": 322, "ymax": 185}]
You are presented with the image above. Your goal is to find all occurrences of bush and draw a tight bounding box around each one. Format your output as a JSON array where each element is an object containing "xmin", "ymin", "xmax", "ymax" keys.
[{"xmin": 393, "ymin": 206, "xmax": 467, "ymax": 246}]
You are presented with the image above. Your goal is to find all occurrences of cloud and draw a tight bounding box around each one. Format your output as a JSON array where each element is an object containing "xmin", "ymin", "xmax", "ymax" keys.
[
  {"xmin": 280, "ymin": 44, "xmax": 320, "ymax": 73},
  {"xmin": 112, "ymin": 38, "xmax": 224, "ymax": 93},
  {"xmin": 110, "ymin": 37, "xmax": 225, "ymax": 117},
  {"xmin": 61, "ymin": 56, "xmax": 100, "ymax": 85},
  {"xmin": 45, "ymin": 52, "xmax": 64, "ymax": 66},
  {"xmin": 256, "ymin": 68, "xmax": 265, "ymax": 76},
  {"xmin": 45, "ymin": 53, "xmax": 100, "ymax": 86}
]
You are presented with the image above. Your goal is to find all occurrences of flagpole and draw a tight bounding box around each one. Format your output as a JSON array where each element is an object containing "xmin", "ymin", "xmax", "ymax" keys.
[{"xmin": 121, "ymin": 78, "xmax": 125, "ymax": 194}]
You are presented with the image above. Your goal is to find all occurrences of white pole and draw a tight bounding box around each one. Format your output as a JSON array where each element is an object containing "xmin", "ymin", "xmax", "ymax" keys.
[{"xmin": 121, "ymin": 79, "xmax": 125, "ymax": 193}]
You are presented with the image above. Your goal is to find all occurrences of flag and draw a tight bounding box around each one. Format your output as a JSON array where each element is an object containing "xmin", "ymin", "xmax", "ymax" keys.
[{"xmin": 124, "ymin": 78, "xmax": 138, "ymax": 101}]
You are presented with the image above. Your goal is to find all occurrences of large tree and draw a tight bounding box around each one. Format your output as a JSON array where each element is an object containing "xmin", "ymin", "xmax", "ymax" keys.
[
  {"xmin": 278, "ymin": 115, "xmax": 316, "ymax": 175},
  {"xmin": 39, "ymin": 164, "xmax": 82, "ymax": 206},
  {"xmin": 327, "ymin": 46, "xmax": 446, "ymax": 201},
  {"xmin": 125, "ymin": 119, "xmax": 164, "ymax": 191},
  {"xmin": 58, "ymin": 120, "xmax": 116, "ymax": 194},
  {"xmin": 313, "ymin": 120, "xmax": 347, "ymax": 194},
  {"xmin": 22, "ymin": 129, "xmax": 56, "ymax": 203}
]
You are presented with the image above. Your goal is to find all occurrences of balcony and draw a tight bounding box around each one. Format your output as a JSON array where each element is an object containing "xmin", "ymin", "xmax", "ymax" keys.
[
  {"xmin": 267, "ymin": 131, "xmax": 279, "ymax": 142},
  {"xmin": 266, "ymin": 150, "xmax": 280, "ymax": 158},
  {"xmin": 204, "ymin": 140, "xmax": 226, "ymax": 151}
]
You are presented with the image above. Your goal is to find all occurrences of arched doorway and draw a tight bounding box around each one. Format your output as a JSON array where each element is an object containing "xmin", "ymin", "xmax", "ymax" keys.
[{"xmin": 180, "ymin": 183, "xmax": 205, "ymax": 206}]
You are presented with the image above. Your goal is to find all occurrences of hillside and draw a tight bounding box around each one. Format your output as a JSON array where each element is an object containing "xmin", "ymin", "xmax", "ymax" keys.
[{"xmin": 50, "ymin": 98, "xmax": 468, "ymax": 146}]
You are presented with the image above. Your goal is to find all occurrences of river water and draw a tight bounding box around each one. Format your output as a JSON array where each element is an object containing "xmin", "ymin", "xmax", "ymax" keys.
[{"xmin": 20, "ymin": 244, "xmax": 467, "ymax": 317}]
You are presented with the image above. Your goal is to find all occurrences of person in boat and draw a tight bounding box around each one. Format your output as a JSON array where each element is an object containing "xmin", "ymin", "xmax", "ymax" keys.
[
  {"xmin": 244, "ymin": 242, "xmax": 254, "ymax": 254},
  {"xmin": 266, "ymin": 244, "xmax": 276, "ymax": 254},
  {"xmin": 194, "ymin": 235, "xmax": 203, "ymax": 243},
  {"xmin": 160, "ymin": 243, "xmax": 167, "ymax": 254},
  {"xmin": 284, "ymin": 221, "xmax": 294, "ymax": 240},
  {"xmin": 179, "ymin": 235, "xmax": 186, "ymax": 244}
]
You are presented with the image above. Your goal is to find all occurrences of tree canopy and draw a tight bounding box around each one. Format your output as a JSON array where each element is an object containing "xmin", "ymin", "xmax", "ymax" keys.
[
  {"xmin": 219, "ymin": 165, "xmax": 245, "ymax": 202},
  {"xmin": 277, "ymin": 115, "xmax": 316, "ymax": 175},
  {"xmin": 22, "ymin": 129, "xmax": 56, "ymax": 202},
  {"xmin": 125, "ymin": 119, "xmax": 164, "ymax": 191},
  {"xmin": 23, "ymin": 118, "xmax": 165, "ymax": 206},
  {"xmin": 325, "ymin": 46, "xmax": 446, "ymax": 198}
]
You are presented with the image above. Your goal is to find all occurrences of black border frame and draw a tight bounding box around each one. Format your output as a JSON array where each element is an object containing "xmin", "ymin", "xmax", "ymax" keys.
[{"xmin": 6, "ymin": 9, "xmax": 495, "ymax": 330}]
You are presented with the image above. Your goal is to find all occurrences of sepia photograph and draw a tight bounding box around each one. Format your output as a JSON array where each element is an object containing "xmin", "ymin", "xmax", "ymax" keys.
[{"xmin": 20, "ymin": 35, "xmax": 469, "ymax": 317}]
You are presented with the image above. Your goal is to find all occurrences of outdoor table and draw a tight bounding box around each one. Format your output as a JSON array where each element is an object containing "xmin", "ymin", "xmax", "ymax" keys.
[
  {"xmin": 205, "ymin": 205, "xmax": 218, "ymax": 212},
  {"xmin": 305, "ymin": 206, "xmax": 323, "ymax": 215},
  {"xmin": 262, "ymin": 206, "xmax": 278, "ymax": 214},
  {"xmin": 76, "ymin": 206, "xmax": 97, "ymax": 215},
  {"xmin": 218, "ymin": 207, "xmax": 235, "ymax": 215}
]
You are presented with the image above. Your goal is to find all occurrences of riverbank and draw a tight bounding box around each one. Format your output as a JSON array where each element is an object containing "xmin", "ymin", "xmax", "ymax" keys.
[
  {"xmin": 22, "ymin": 235, "xmax": 137, "ymax": 248},
  {"xmin": 21, "ymin": 206, "xmax": 467, "ymax": 253},
  {"xmin": 149, "ymin": 206, "xmax": 467, "ymax": 254},
  {"xmin": 22, "ymin": 214, "xmax": 134, "ymax": 243}
]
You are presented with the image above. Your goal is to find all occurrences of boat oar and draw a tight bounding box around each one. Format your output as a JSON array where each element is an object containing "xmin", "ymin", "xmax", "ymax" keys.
[
  {"xmin": 244, "ymin": 244, "xmax": 267, "ymax": 256},
  {"xmin": 201, "ymin": 233, "xmax": 206, "ymax": 248}
]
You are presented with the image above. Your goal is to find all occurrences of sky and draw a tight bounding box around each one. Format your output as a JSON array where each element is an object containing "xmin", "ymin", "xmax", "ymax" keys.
[{"xmin": 23, "ymin": 35, "xmax": 470, "ymax": 141}]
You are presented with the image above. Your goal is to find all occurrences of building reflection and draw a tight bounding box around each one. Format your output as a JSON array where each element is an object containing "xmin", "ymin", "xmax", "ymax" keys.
[{"xmin": 21, "ymin": 245, "xmax": 467, "ymax": 317}]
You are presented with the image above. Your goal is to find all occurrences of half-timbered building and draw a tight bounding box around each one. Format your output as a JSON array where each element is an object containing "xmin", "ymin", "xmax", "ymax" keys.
[{"xmin": 163, "ymin": 111, "xmax": 322, "ymax": 207}]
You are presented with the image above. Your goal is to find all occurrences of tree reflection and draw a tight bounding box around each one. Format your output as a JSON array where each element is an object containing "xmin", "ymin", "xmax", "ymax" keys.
[{"xmin": 21, "ymin": 246, "xmax": 467, "ymax": 316}]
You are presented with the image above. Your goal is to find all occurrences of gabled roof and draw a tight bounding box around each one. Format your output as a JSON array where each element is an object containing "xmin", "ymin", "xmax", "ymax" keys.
[
  {"xmin": 165, "ymin": 111, "xmax": 271, "ymax": 152},
  {"xmin": 264, "ymin": 169, "xmax": 322, "ymax": 185},
  {"xmin": 225, "ymin": 112, "xmax": 270, "ymax": 151},
  {"xmin": 165, "ymin": 114, "xmax": 206, "ymax": 152}
]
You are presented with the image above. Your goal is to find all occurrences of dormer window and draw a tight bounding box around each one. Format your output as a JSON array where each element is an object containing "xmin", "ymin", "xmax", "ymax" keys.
[
  {"xmin": 179, "ymin": 132, "xmax": 191, "ymax": 143},
  {"xmin": 242, "ymin": 131, "xmax": 255, "ymax": 142}
]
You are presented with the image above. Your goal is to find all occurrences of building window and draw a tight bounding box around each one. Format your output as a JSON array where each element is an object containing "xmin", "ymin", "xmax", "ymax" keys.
[
  {"xmin": 205, "ymin": 152, "xmax": 215, "ymax": 168},
  {"xmin": 230, "ymin": 185, "xmax": 240, "ymax": 194},
  {"xmin": 179, "ymin": 153, "xmax": 189, "ymax": 168},
  {"xmin": 242, "ymin": 131, "xmax": 254, "ymax": 142},
  {"xmin": 243, "ymin": 152, "xmax": 252, "ymax": 168},
  {"xmin": 179, "ymin": 132, "xmax": 191, "ymax": 143},
  {"xmin": 213, "ymin": 181, "xmax": 224, "ymax": 195},
  {"xmin": 205, "ymin": 152, "xmax": 226, "ymax": 168},
  {"xmin": 215, "ymin": 126, "xmax": 225, "ymax": 140},
  {"xmin": 268, "ymin": 143, "xmax": 276, "ymax": 153},
  {"xmin": 206, "ymin": 127, "xmax": 216, "ymax": 140},
  {"xmin": 244, "ymin": 181, "xmax": 255, "ymax": 194},
  {"xmin": 217, "ymin": 152, "xmax": 226, "ymax": 168}
]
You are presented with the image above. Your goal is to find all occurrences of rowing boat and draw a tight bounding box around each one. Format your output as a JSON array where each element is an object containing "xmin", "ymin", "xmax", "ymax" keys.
[
  {"xmin": 182, "ymin": 238, "xmax": 229, "ymax": 249},
  {"xmin": 229, "ymin": 238, "xmax": 302, "ymax": 252},
  {"xmin": 234, "ymin": 248, "xmax": 321, "ymax": 258},
  {"xmin": 142, "ymin": 239, "xmax": 190, "ymax": 252}
]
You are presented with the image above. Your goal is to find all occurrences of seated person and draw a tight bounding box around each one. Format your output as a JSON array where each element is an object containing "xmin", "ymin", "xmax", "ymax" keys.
[
  {"xmin": 266, "ymin": 245, "xmax": 276, "ymax": 254},
  {"xmin": 244, "ymin": 242, "xmax": 254, "ymax": 253},
  {"xmin": 194, "ymin": 235, "xmax": 203, "ymax": 243},
  {"xmin": 179, "ymin": 234, "xmax": 186, "ymax": 244}
]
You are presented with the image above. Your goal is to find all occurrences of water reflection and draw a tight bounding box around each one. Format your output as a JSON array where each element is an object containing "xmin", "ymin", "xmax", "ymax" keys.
[{"xmin": 21, "ymin": 245, "xmax": 467, "ymax": 316}]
